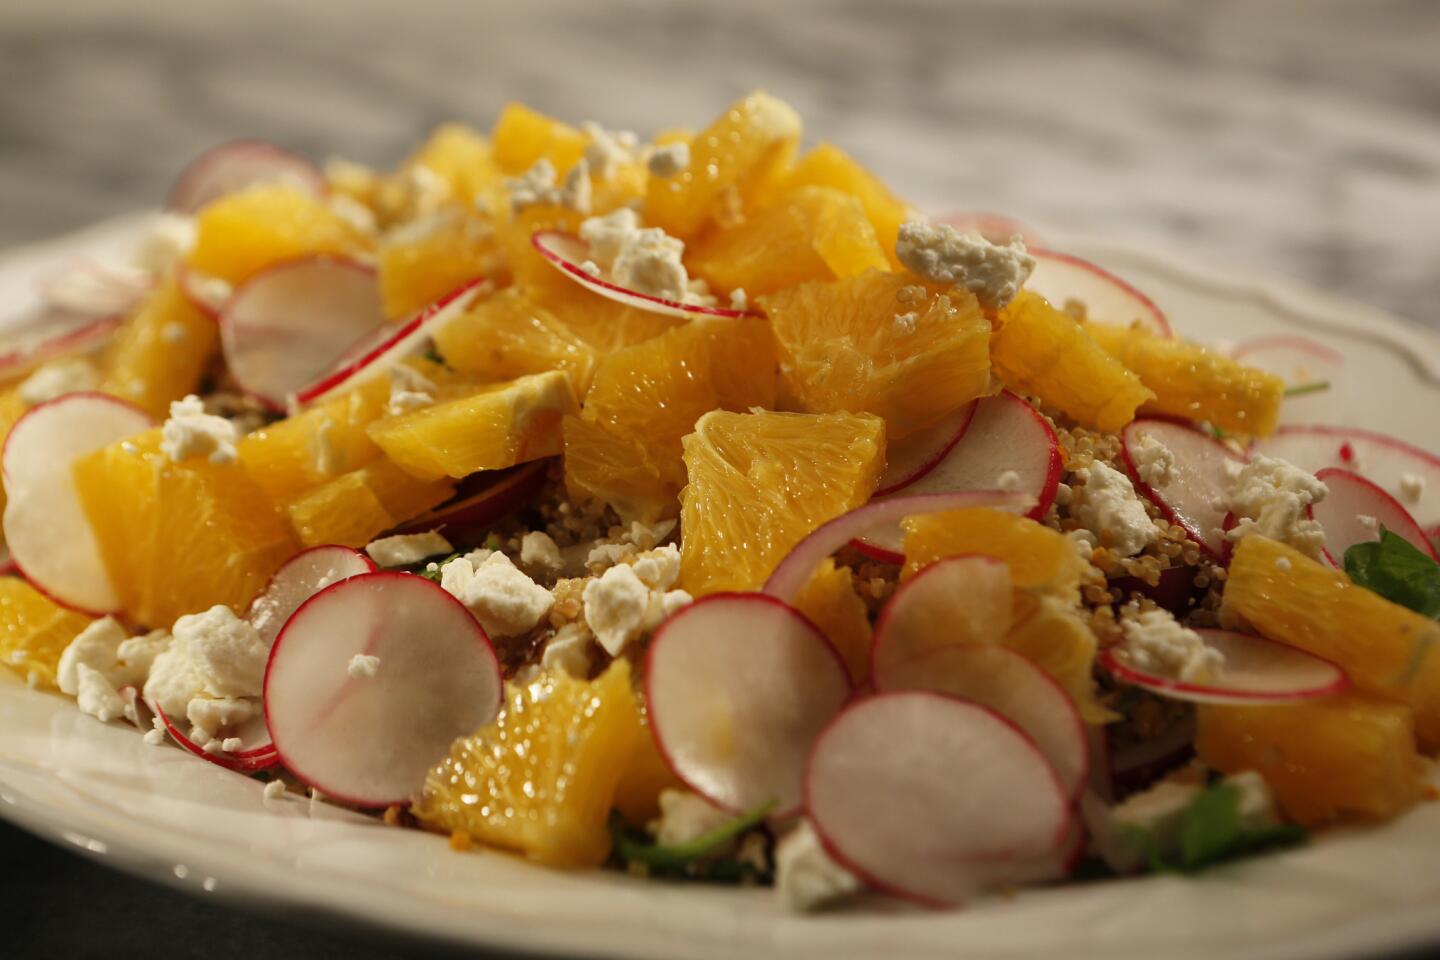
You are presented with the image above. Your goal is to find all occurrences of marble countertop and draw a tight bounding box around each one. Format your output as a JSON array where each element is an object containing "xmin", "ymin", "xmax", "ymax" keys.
[{"xmin": 3, "ymin": 0, "xmax": 1439, "ymax": 328}]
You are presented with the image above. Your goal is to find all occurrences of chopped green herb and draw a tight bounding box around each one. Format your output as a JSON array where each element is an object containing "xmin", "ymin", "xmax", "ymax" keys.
[
  {"xmin": 483, "ymin": 532, "xmax": 504, "ymax": 551},
  {"xmin": 415, "ymin": 553, "xmax": 461, "ymax": 583},
  {"xmin": 1344, "ymin": 527, "xmax": 1440, "ymax": 620},
  {"xmin": 1282, "ymin": 381, "xmax": 1331, "ymax": 398},
  {"xmin": 1209, "ymin": 423, "xmax": 1228, "ymax": 441},
  {"xmin": 608, "ymin": 800, "xmax": 774, "ymax": 882},
  {"xmin": 1118, "ymin": 782, "xmax": 1306, "ymax": 874}
]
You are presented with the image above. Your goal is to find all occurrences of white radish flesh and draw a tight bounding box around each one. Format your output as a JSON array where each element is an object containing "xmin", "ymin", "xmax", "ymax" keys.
[
  {"xmin": 169, "ymin": 140, "xmax": 325, "ymax": 214},
  {"xmin": 870, "ymin": 555, "xmax": 1013, "ymax": 681},
  {"xmin": 247, "ymin": 545, "xmax": 378, "ymax": 645},
  {"xmin": 1121, "ymin": 418, "xmax": 1246, "ymax": 560},
  {"xmin": 1310, "ymin": 468, "xmax": 1438, "ymax": 565},
  {"xmin": 1232, "ymin": 335, "xmax": 1344, "ymax": 426},
  {"xmin": 875, "ymin": 402, "xmax": 975, "ymax": 496},
  {"xmin": 0, "ymin": 310, "xmax": 123, "ymax": 382},
  {"xmin": 155, "ymin": 702, "xmax": 279, "ymax": 773},
  {"xmin": 1027, "ymin": 249, "xmax": 1172, "ymax": 337}
]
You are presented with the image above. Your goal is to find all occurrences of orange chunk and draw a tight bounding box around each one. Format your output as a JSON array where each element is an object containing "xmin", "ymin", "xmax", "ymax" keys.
[
  {"xmin": 283, "ymin": 458, "xmax": 453, "ymax": 549},
  {"xmin": 405, "ymin": 122, "xmax": 502, "ymax": 207},
  {"xmin": 1004, "ymin": 595, "xmax": 1114, "ymax": 725},
  {"xmin": 490, "ymin": 103, "xmax": 588, "ymax": 176},
  {"xmin": 101, "ymin": 277, "xmax": 219, "ymax": 419},
  {"xmin": 679, "ymin": 409, "xmax": 885, "ymax": 596},
  {"xmin": 188, "ymin": 184, "xmax": 369, "ymax": 285},
  {"xmin": 377, "ymin": 212, "xmax": 502, "ymax": 319},
  {"xmin": 0, "ymin": 577, "xmax": 95, "ymax": 691},
  {"xmin": 433, "ymin": 286, "xmax": 596, "ymax": 393},
  {"xmin": 781, "ymin": 142, "xmax": 912, "ymax": 266},
  {"xmin": 793, "ymin": 559, "xmax": 872, "ymax": 685},
  {"xmin": 613, "ymin": 723, "xmax": 685, "ymax": 826},
  {"xmin": 992, "ymin": 292, "xmax": 1154, "ymax": 433},
  {"xmin": 901, "ymin": 508, "xmax": 1086, "ymax": 601},
  {"xmin": 531, "ymin": 281, "xmax": 682, "ymax": 355}
]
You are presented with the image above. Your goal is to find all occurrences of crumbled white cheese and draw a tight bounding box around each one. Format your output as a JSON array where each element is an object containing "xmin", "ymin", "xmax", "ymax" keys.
[
  {"xmin": 892, "ymin": 311, "xmax": 919, "ymax": 335},
  {"xmin": 579, "ymin": 259, "xmax": 601, "ymax": 276},
  {"xmin": 404, "ymin": 163, "xmax": 454, "ymax": 219},
  {"xmin": 160, "ymin": 394, "xmax": 239, "ymax": 465},
  {"xmin": 1131, "ymin": 431, "xmax": 1176, "ymax": 487},
  {"xmin": 187, "ymin": 696, "xmax": 255, "ymax": 743},
  {"xmin": 646, "ymin": 141, "xmax": 690, "ymax": 179},
  {"xmin": 506, "ymin": 157, "xmax": 592, "ymax": 214},
  {"xmin": 136, "ymin": 212, "xmax": 197, "ymax": 274},
  {"xmin": 1226, "ymin": 770, "xmax": 1279, "ymax": 830},
  {"xmin": 583, "ymin": 564, "xmax": 651, "ymax": 656},
  {"xmin": 1085, "ymin": 779, "xmax": 1201, "ymax": 874},
  {"xmin": 440, "ymin": 552, "xmax": 554, "ymax": 637},
  {"xmin": 1224, "ymin": 455, "xmax": 1328, "ymax": 559},
  {"xmin": 328, "ymin": 194, "xmax": 378, "ymax": 236},
  {"xmin": 578, "ymin": 208, "xmax": 695, "ymax": 304},
  {"xmin": 895, "ymin": 220, "xmax": 1036, "ymax": 309},
  {"xmin": 631, "ymin": 544, "xmax": 681, "ymax": 591},
  {"xmin": 57, "ymin": 617, "xmax": 129, "ymax": 696},
  {"xmin": 560, "ymin": 159, "xmax": 593, "ymax": 215},
  {"xmin": 659, "ymin": 589, "xmax": 693, "ymax": 621},
  {"xmin": 387, "ymin": 364, "xmax": 437, "ymax": 416},
  {"xmin": 728, "ymin": 287, "xmax": 748, "ymax": 312},
  {"xmin": 649, "ymin": 788, "xmax": 731, "ymax": 847},
  {"xmin": 221, "ymin": 736, "xmax": 245, "ymax": 752},
  {"xmin": 775, "ymin": 821, "xmax": 862, "ymax": 912},
  {"xmin": 18, "ymin": 357, "xmax": 100, "ymax": 407},
  {"xmin": 582, "ymin": 122, "xmax": 640, "ymax": 181},
  {"xmin": 365, "ymin": 530, "xmax": 453, "ymax": 568},
  {"xmin": 347, "ymin": 653, "xmax": 381, "ymax": 679},
  {"xmin": 74, "ymin": 664, "xmax": 127, "ymax": 723},
  {"xmin": 143, "ymin": 717, "xmax": 167, "ymax": 746},
  {"xmin": 1070, "ymin": 462, "xmax": 1157, "ymax": 558},
  {"xmin": 1120, "ymin": 608, "xmax": 1224, "ymax": 682},
  {"xmin": 1400, "ymin": 472, "xmax": 1426, "ymax": 505},
  {"xmin": 263, "ymin": 779, "xmax": 287, "ymax": 801},
  {"xmin": 520, "ymin": 531, "xmax": 564, "ymax": 574},
  {"xmin": 539, "ymin": 623, "xmax": 594, "ymax": 679},
  {"xmin": 173, "ymin": 606, "xmax": 268, "ymax": 700},
  {"xmin": 1357, "ymin": 514, "xmax": 1379, "ymax": 533},
  {"xmin": 627, "ymin": 519, "xmax": 676, "ymax": 549},
  {"xmin": 185, "ymin": 272, "xmax": 233, "ymax": 312}
]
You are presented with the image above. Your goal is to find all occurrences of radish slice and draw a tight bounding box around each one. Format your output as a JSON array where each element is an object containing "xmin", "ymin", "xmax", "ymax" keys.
[
  {"xmin": 804, "ymin": 692, "xmax": 1070, "ymax": 906},
  {"xmin": 293, "ymin": 277, "xmax": 488, "ymax": 408},
  {"xmin": 1255, "ymin": 425, "xmax": 1440, "ymax": 531},
  {"xmin": 390, "ymin": 461, "xmax": 548, "ymax": 541},
  {"xmin": 177, "ymin": 264, "xmax": 229, "ymax": 320},
  {"xmin": 875, "ymin": 402, "xmax": 976, "ymax": 496},
  {"xmin": 154, "ymin": 702, "xmax": 279, "ymax": 773},
  {"xmin": 38, "ymin": 259, "xmax": 154, "ymax": 317},
  {"xmin": 1121, "ymin": 418, "xmax": 1246, "ymax": 560},
  {"xmin": 1026, "ymin": 249, "xmax": 1172, "ymax": 338},
  {"xmin": 1099, "ymin": 628, "xmax": 1348, "ymax": 706},
  {"xmin": 532, "ymin": 231, "xmax": 757, "ymax": 320},
  {"xmin": 1233, "ymin": 335, "xmax": 1343, "ymax": 425},
  {"xmin": 169, "ymin": 140, "xmax": 326, "ymax": 214},
  {"xmin": 247, "ymin": 545, "xmax": 378, "ymax": 645},
  {"xmin": 1310, "ymin": 468, "xmax": 1439, "ymax": 566},
  {"xmin": 870, "ymin": 556, "xmax": 1013, "ymax": 681},
  {"xmin": 0, "ymin": 310, "xmax": 124, "ymax": 382},
  {"xmin": 264, "ymin": 572, "xmax": 502, "ymax": 807},
  {"xmin": 1, "ymin": 393, "xmax": 154, "ymax": 614},
  {"xmin": 220, "ymin": 255, "xmax": 387, "ymax": 411},
  {"xmin": 645, "ymin": 593, "xmax": 851, "ymax": 817},
  {"xmin": 855, "ymin": 393, "xmax": 1060, "ymax": 562},
  {"xmin": 875, "ymin": 645, "xmax": 1088, "ymax": 805},
  {"xmin": 935, "ymin": 211, "xmax": 1044, "ymax": 247},
  {"xmin": 763, "ymin": 490, "xmax": 1033, "ymax": 602}
]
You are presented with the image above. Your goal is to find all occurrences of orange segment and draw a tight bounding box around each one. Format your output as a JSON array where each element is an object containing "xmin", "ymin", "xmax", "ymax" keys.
[
  {"xmin": 377, "ymin": 212, "xmax": 503, "ymax": 319},
  {"xmin": 1004, "ymin": 595, "xmax": 1114, "ymax": 725},
  {"xmin": 781, "ymin": 143, "xmax": 912, "ymax": 267},
  {"xmin": 490, "ymin": 103, "xmax": 588, "ymax": 176},
  {"xmin": 367, "ymin": 371, "xmax": 575, "ymax": 480},
  {"xmin": 687, "ymin": 187, "xmax": 889, "ymax": 297},
  {"xmin": 793, "ymin": 559, "xmax": 872, "ymax": 684},
  {"xmin": 992, "ymin": 292, "xmax": 1154, "ymax": 433},
  {"xmin": 101, "ymin": 277, "xmax": 219, "ymax": 419},
  {"xmin": 415, "ymin": 660, "xmax": 643, "ymax": 868},
  {"xmin": 613, "ymin": 723, "xmax": 685, "ymax": 826},
  {"xmin": 761, "ymin": 269, "xmax": 992, "ymax": 440},
  {"xmin": 404, "ymin": 122, "xmax": 502, "ymax": 207},
  {"xmin": 901, "ymin": 508, "xmax": 1087, "ymax": 602},
  {"xmin": 283, "ymin": 459, "xmax": 453, "ymax": 549},
  {"xmin": 645, "ymin": 91, "xmax": 802, "ymax": 239},
  {"xmin": 679, "ymin": 409, "xmax": 885, "ymax": 596},
  {"xmin": 0, "ymin": 577, "xmax": 95, "ymax": 691},
  {"xmin": 565, "ymin": 316, "xmax": 776, "ymax": 520},
  {"xmin": 1198, "ymin": 693, "xmax": 1425, "ymax": 826},
  {"xmin": 433, "ymin": 286, "xmax": 596, "ymax": 392},
  {"xmin": 1086, "ymin": 322, "xmax": 1285, "ymax": 437},
  {"xmin": 188, "ymin": 184, "xmax": 369, "ymax": 285},
  {"xmin": 531, "ymin": 281, "xmax": 682, "ymax": 355}
]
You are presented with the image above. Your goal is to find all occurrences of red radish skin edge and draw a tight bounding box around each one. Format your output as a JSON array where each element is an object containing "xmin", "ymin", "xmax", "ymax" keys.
[
  {"xmin": 1120, "ymin": 418, "xmax": 1245, "ymax": 563},
  {"xmin": 1267, "ymin": 424, "xmax": 1440, "ymax": 475},
  {"xmin": 248, "ymin": 545, "xmax": 378, "ymax": 607},
  {"xmin": 391, "ymin": 461, "xmax": 548, "ymax": 539},
  {"xmin": 868, "ymin": 553, "xmax": 1009, "ymax": 678},
  {"xmin": 262, "ymin": 572, "xmax": 502, "ymax": 808},
  {"xmin": 1028, "ymin": 247, "xmax": 1173, "ymax": 338},
  {"xmin": 874, "ymin": 402, "xmax": 977, "ymax": 497},
  {"xmin": 176, "ymin": 264, "xmax": 225, "ymax": 321},
  {"xmin": 1310, "ymin": 467, "xmax": 1440, "ymax": 565},
  {"xmin": 153, "ymin": 703, "xmax": 279, "ymax": 773},
  {"xmin": 532, "ymin": 231, "xmax": 761, "ymax": 320},
  {"xmin": 1232, "ymin": 335, "xmax": 1344, "ymax": 367},
  {"xmin": 1098, "ymin": 630, "xmax": 1349, "ymax": 705},
  {"xmin": 0, "ymin": 313, "xmax": 125, "ymax": 378},
  {"xmin": 168, "ymin": 140, "xmax": 326, "ymax": 213},
  {"xmin": 644, "ymin": 592, "xmax": 852, "ymax": 819},
  {"xmin": 802, "ymin": 691, "xmax": 1071, "ymax": 908}
]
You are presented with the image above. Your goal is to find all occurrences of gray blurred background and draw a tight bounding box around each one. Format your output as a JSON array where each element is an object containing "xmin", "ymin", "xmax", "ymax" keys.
[{"xmin": 3, "ymin": 0, "xmax": 1440, "ymax": 328}]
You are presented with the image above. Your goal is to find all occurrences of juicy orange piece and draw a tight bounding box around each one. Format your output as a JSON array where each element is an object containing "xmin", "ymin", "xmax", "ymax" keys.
[
  {"xmin": 490, "ymin": 103, "xmax": 588, "ymax": 176},
  {"xmin": 433, "ymin": 286, "xmax": 596, "ymax": 392},
  {"xmin": 377, "ymin": 212, "xmax": 503, "ymax": 319},
  {"xmin": 72, "ymin": 429, "xmax": 297, "ymax": 628},
  {"xmin": 494, "ymin": 204, "xmax": 587, "ymax": 292},
  {"xmin": 565, "ymin": 316, "xmax": 776, "ymax": 520},
  {"xmin": 367, "ymin": 371, "xmax": 575, "ymax": 480},
  {"xmin": 405, "ymin": 122, "xmax": 502, "ymax": 207},
  {"xmin": 1086, "ymin": 322, "xmax": 1285, "ymax": 437},
  {"xmin": 1198, "ymin": 693, "xmax": 1425, "ymax": 826},
  {"xmin": 0, "ymin": 577, "xmax": 95, "ymax": 690},
  {"xmin": 645, "ymin": 91, "xmax": 802, "ymax": 239},
  {"xmin": 283, "ymin": 458, "xmax": 453, "ymax": 549},
  {"xmin": 781, "ymin": 143, "xmax": 912, "ymax": 266},
  {"xmin": 531, "ymin": 280, "xmax": 682, "ymax": 355},
  {"xmin": 687, "ymin": 187, "xmax": 889, "ymax": 297},
  {"xmin": 901, "ymin": 508, "xmax": 1087, "ymax": 601},
  {"xmin": 613, "ymin": 723, "xmax": 685, "ymax": 826},
  {"xmin": 679, "ymin": 409, "xmax": 885, "ymax": 596},
  {"xmin": 992, "ymin": 292, "xmax": 1154, "ymax": 433},
  {"xmin": 1004, "ymin": 595, "xmax": 1114, "ymax": 725},
  {"xmin": 761, "ymin": 269, "xmax": 992, "ymax": 440},
  {"xmin": 188, "ymin": 184, "xmax": 368, "ymax": 285},
  {"xmin": 793, "ymin": 559, "xmax": 872, "ymax": 684},
  {"xmin": 101, "ymin": 277, "xmax": 219, "ymax": 418},
  {"xmin": 415, "ymin": 661, "xmax": 643, "ymax": 868},
  {"xmin": 1224, "ymin": 536, "xmax": 1440, "ymax": 745}
]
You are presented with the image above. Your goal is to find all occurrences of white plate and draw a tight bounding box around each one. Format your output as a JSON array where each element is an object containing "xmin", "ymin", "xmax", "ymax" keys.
[{"xmin": 2, "ymin": 213, "xmax": 1439, "ymax": 960}]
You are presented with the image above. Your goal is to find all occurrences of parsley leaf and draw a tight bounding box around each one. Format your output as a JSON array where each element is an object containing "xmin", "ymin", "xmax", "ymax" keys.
[
  {"xmin": 1118, "ymin": 782, "xmax": 1306, "ymax": 874},
  {"xmin": 1344, "ymin": 528, "xmax": 1440, "ymax": 620},
  {"xmin": 609, "ymin": 801, "xmax": 774, "ymax": 882},
  {"xmin": 1282, "ymin": 381, "xmax": 1331, "ymax": 398},
  {"xmin": 414, "ymin": 553, "xmax": 460, "ymax": 583}
]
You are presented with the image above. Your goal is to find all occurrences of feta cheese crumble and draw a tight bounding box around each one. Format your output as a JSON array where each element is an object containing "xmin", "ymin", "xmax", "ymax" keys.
[
  {"xmin": 387, "ymin": 364, "xmax": 437, "ymax": 416},
  {"xmin": 728, "ymin": 287, "xmax": 748, "ymax": 312},
  {"xmin": 136, "ymin": 212, "xmax": 197, "ymax": 274},
  {"xmin": 646, "ymin": 141, "xmax": 690, "ymax": 179},
  {"xmin": 74, "ymin": 664, "xmax": 127, "ymax": 723},
  {"xmin": 581, "ymin": 122, "xmax": 640, "ymax": 181},
  {"xmin": 160, "ymin": 395, "xmax": 239, "ymax": 465},
  {"xmin": 520, "ymin": 530, "xmax": 564, "ymax": 574},
  {"xmin": 539, "ymin": 623, "xmax": 595, "ymax": 679},
  {"xmin": 365, "ymin": 530, "xmax": 453, "ymax": 568},
  {"xmin": 440, "ymin": 552, "xmax": 554, "ymax": 637},
  {"xmin": 1130, "ymin": 431, "xmax": 1175, "ymax": 487},
  {"xmin": 347, "ymin": 653, "xmax": 381, "ymax": 679},
  {"xmin": 505, "ymin": 157, "xmax": 591, "ymax": 214},
  {"xmin": 1224, "ymin": 455, "xmax": 1328, "ymax": 559},
  {"xmin": 1120, "ymin": 608, "xmax": 1224, "ymax": 682},
  {"xmin": 1070, "ymin": 462, "xmax": 1156, "ymax": 558},
  {"xmin": 582, "ymin": 546, "xmax": 691, "ymax": 656},
  {"xmin": 1400, "ymin": 472, "xmax": 1426, "ymax": 504},
  {"xmin": 578, "ymin": 208, "xmax": 703, "ymax": 305},
  {"xmin": 649, "ymin": 789, "xmax": 730, "ymax": 847},
  {"xmin": 263, "ymin": 779, "xmax": 287, "ymax": 801},
  {"xmin": 895, "ymin": 220, "xmax": 1036, "ymax": 309},
  {"xmin": 185, "ymin": 272, "xmax": 233, "ymax": 312},
  {"xmin": 19, "ymin": 357, "xmax": 100, "ymax": 407},
  {"xmin": 774, "ymin": 821, "xmax": 862, "ymax": 912}
]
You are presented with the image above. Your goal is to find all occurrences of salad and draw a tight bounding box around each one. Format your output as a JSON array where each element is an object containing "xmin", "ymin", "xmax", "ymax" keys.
[{"xmin": 1, "ymin": 91, "xmax": 1438, "ymax": 912}]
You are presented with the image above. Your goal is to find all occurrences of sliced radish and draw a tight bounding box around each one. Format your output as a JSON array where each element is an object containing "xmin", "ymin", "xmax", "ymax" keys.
[
  {"xmin": 220, "ymin": 255, "xmax": 387, "ymax": 411},
  {"xmin": 293, "ymin": 277, "xmax": 488, "ymax": 408},
  {"xmin": 390, "ymin": 461, "xmax": 548, "ymax": 541},
  {"xmin": 247, "ymin": 545, "xmax": 378, "ymax": 645},
  {"xmin": 0, "ymin": 310, "xmax": 124, "ymax": 382},
  {"xmin": 870, "ymin": 555, "xmax": 1013, "ymax": 681},
  {"xmin": 1026, "ymin": 248, "xmax": 1172, "ymax": 338},
  {"xmin": 2, "ymin": 393, "xmax": 154, "ymax": 614},
  {"xmin": 169, "ymin": 140, "xmax": 326, "ymax": 214},
  {"xmin": 38, "ymin": 259, "xmax": 154, "ymax": 317},
  {"xmin": 1232, "ymin": 335, "xmax": 1343, "ymax": 425},
  {"xmin": 855, "ymin": 393, "xmax": 1060, "ymax": 562},
  {"xmin": 1255, "ymin": 425, "xmax": 1440, "ymax": 531},
  {"xmin": 804, "ymin": 692, "xmax": 1070, "ymax": 906},
  {"xmin": 177, "ymin": 263, "xmax": 229, "ymax": 320},
  {"xmin": 532, "ymin": 231, "xmax": 757, "ymax": 320},
  {"xmin": 264, "ymin": 572, "xmax": 501, "ymax": 807},
  {"xmin": 1099, "ymin": 628, "xmax": 1348, "ymax": 706},
  {"xmin": 154, "ymin": 702, "xmax": 279, "ymax": 773},
  {"xmin": 934, "ymin": 211, "xmax": 1044, "ymax": 247},
  {"xmin": 875, "ymin": 402, "xmax": 976, "ymax": 496},
  {"xmin": 875, "ymin": 645, "xmax": 1088, "ymax": 805},
  {"xmin": 1310, "ymin": 468, "xmax": 1439, "ymax": 566},
  {"xmin": 762, "ymin": 490, "xmax": 1033, "ymax": 602},
  {"xmin": 1121, "ymin": 418, "xmax": 1245, "ymax": 560},
  {"xmin": 645, "ymin": 593, "xmax": 851, "ymax": 817}
]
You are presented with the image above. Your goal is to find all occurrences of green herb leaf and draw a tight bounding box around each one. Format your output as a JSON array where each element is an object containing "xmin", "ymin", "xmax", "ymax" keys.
[
  {"xmin": 1118, "ymin": 782, "xmax": 1306, "ymax": 875},
  {"xmin": 1282, "ymin": 381, "xmax": 1331, "ymax": 398},
  {"xmin": 1344, "ymin": 528, "xmax": 1440, "ymax": 620},
  {"xmin": 414, "ymin": 553, "xmax": 461, "ymax": 583},
  {"xmin": 609, "ymin": 800, "xmax": 774, "ymax": 879}
]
